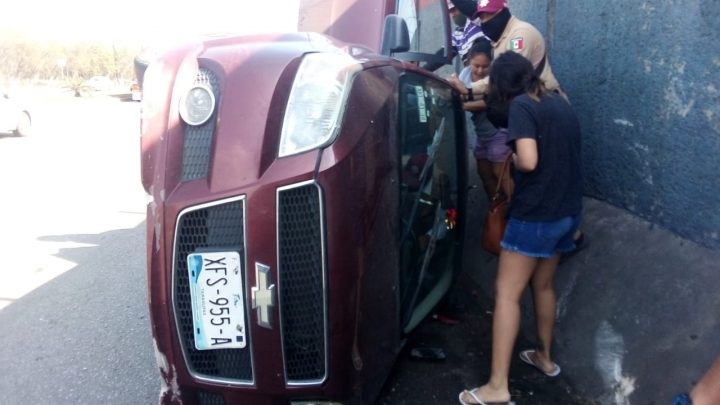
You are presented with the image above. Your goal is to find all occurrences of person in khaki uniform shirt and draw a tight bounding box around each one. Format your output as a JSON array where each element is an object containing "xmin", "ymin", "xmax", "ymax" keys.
[
  {"xmin": 450, "ymin": 0, "xmax": 562, "ymax": 96},
  {"xmin": 492, "ymin": 14, "xmax": 561, "ymax": 92}
]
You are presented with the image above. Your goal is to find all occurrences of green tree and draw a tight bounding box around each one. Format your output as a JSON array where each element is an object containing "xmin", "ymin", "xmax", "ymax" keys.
[{"xmin": 0, "ymin": 33, "xmax": 137, "ymax": 84}]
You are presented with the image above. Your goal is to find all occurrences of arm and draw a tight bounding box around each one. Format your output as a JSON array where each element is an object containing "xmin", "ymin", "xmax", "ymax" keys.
[
  {"xmin": 507, "ymin": 97, "xmax": 538, "ymax": 167},
  {"xmin": 449, "ymin": 68, "xmax": 488, "ymax": 103},
  {"xmin": 462, "ymin": 99, "xmax": 487, "ymax": 112},
  {"xmin": 691, "ymin": 356, "xmax": 720, "ymax": 405},
  {"xmin": 513, "ymin": 138, "xmax": 538, "ymax": 172},
  {"xmin": 506, "ymin": 24, "xmax": 546, "ymax": 70},
  {"xmin": 447, "ymin": 74, "xmax": 480, "ymax": 103},
  {"xmin": 470, "ymin": 78, "xmax": 489, "ymax": 95},
  {"xmin": 447, "ymin": 74, "xmax": 468, "ymax": 94}
]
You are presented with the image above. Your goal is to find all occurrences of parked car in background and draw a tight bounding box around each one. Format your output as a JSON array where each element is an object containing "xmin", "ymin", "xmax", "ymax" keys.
[
  {"xmin": 130, "ymin": 82, "xmax": 142, "ymax": 101},
  {"xmin": 83, "ymin": 75, "xmax": 114, "ymax": 92},
  {"xmin": 0, "ymin": 91, "xmax": 31, "ymax": 136},
  {"xmin": 141, "ymin": 0, "xmax": 466, "ymax": 403}
]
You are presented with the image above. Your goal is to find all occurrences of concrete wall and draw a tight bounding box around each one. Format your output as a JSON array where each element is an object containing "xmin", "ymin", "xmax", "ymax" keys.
[{"xmin": 511, "ymin": 0, "xmax": 720, "ymax": 250}]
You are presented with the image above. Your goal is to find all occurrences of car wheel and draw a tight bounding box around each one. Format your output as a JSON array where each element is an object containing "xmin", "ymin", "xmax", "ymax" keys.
[{"xmin": 15, "ymin": 111, "xmax": 31, "ymax": 137}]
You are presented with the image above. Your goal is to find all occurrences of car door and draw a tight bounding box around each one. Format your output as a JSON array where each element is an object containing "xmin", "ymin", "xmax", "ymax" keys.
[
  {"xmin": 386, "ymin": 0, "xmax": 468, "ymax": 333},
  {"xmin": 397, "ymin": 71, "xmax": 466, "ymax": 333}
]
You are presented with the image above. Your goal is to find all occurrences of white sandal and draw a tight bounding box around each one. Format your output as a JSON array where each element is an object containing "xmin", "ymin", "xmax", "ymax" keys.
[
  {"xmin": 519, "ymin": 349, "xmax": 562, "ymax": 377},
  {"xmin": 458, "ymin": 388, "xmax": 516, "ymax": 405}
]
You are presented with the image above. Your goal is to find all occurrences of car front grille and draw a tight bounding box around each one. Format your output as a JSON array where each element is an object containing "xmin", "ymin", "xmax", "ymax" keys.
[
  {"xmin": 172, "ymin": 197, "xmax": 253, "ymax": 383},
  {"xmin": 181, "ymin": 67, "xmax": 220, "ymax": 181},
  {"xmin": 196, "ymin": 390, "xmax": 225, "ymax": 405},
  {"xmin": 277, "ymin": 181, "xmax": 327, "ymax": 384}
]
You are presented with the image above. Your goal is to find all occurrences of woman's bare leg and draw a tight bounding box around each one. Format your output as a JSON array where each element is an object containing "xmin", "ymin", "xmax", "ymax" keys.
[
  {"xmin": 477, "ymin": 158, "xmax": 497, "ymax": 199},
  {"xmin": 461, "ymin": 250, "xmax": 537, "ymax": 403},
  {"xmin": 529, "ymin": 254, "xmax": 561, "ymax": 372}
]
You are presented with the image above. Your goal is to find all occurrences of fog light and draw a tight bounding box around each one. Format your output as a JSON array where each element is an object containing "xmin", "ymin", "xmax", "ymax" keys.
[{"xmin": 178, "ymin": 84, "xmax": 215, "ymax": 126}]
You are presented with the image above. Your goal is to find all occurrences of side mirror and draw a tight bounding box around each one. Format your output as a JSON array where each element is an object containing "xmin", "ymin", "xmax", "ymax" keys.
[
  {"xmin": 380, "ymin": 15, "xmax": 410, "ymax": 56},
  {"xmin": 420, "ymin": 48, "xmax": 447, "ymax": 72}
]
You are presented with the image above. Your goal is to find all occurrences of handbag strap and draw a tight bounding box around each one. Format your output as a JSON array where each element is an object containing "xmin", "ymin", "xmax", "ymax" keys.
[
  {"xmin": 492, "ymin": 153, "xmax": 513, "ymax": 198},
  {"xmin": 535, "ymin": 54, "xmax": 547, "ymax": 76}
]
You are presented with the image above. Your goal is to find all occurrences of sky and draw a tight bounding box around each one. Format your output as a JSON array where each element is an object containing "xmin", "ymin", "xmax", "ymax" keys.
[{"xmin": 1, "ymin": 0, "xmax": 301, "ymax": 47}]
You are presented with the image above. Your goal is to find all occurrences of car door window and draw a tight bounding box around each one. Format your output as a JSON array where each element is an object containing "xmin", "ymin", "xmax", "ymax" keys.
[{"xmin": 397, "ymin": 72, "xmax": 461, "ymax": 329}]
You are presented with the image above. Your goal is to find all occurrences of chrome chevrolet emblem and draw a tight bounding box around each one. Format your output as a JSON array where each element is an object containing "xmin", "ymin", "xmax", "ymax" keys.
[{"xmin": 251, "ymin": 263, "xmax": 276, "ymax": 329}]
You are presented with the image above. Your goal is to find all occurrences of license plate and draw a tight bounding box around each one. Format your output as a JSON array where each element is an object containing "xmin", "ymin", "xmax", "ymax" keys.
[{"xmin": 187, "ymin": 251, "xmax": 246, "ymax": 350}]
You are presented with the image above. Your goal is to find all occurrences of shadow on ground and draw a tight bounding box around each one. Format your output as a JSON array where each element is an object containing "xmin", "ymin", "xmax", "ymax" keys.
[
  {"xmin": 376, "ymin": 269, "xmax": 594, "ymax": 405},
  {"xmin": 0, "ymin": 222, "xmax": 159, "ymax": 404}
]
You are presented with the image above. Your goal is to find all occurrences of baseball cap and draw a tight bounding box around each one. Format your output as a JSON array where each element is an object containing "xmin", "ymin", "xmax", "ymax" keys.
[
  {"xmin": 447, "ymin": 0, "xmax": 456, "ymax": 10},
  {"xmin": 476, "ymin": 0, "xmax": 507, "ymax": 13}
]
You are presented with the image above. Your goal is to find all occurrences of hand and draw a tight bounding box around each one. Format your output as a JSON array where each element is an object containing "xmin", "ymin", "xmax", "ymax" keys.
[{"xmin": 446, "ymin": 74, "xmax": 466, "ymax": 94}]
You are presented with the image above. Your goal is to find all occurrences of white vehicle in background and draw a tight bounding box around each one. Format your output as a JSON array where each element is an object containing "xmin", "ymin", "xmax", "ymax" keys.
[
  {"xmin": 0, "ymin": 91, "xmax": 31, "ymax": 137},
  {"xmin": 130, "ymin": 82, "xmax": 142, "ymax": 101},
  {"xmin": 83, "ymin": 75, "xmax": 114, "ymax": 92}
]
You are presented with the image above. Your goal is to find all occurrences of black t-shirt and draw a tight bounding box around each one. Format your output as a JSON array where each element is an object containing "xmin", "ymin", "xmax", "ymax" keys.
[{"xmin": 506, "ymin": 93, "xmax": 583, "ymax": 221}]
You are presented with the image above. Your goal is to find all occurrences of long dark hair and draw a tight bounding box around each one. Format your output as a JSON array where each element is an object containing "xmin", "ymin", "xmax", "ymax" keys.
[
  {"xmin": 489, "ymin": 51, "xmax": 547, "ymax": 102},
  {"xmin": 466, "ymin": 37, "xmax": 493, "ymax": 62}
]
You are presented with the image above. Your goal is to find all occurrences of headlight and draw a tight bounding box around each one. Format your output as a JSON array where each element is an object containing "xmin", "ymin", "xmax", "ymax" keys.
[
  {"xmin": 179, "ymin": 84, "xmax": 215, "ymax": 126},
  {"xmin": 279, "ymin": 52, "xmax": 361, "ymax": 157}
]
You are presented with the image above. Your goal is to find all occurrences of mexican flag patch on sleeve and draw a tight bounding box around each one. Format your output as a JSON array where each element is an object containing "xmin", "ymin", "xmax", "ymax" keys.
[{"xmin": 509, "ymin": 37, "xmax": 524, "ymax": 51}]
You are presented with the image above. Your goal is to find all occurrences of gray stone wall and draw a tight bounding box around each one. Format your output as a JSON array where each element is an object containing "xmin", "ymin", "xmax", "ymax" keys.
[{"xmin": 512, "ymin": 0, "xmax": 720, "ymax": 250}]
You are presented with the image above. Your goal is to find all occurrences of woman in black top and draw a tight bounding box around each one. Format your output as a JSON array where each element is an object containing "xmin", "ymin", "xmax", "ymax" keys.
[{"xmin": 459, "ymin": 51, "xmax": 583, "ymax": 405}]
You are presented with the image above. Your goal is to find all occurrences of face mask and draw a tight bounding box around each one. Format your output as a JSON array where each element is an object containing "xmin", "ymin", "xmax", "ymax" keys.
[
  {"xmin": 480, "ymin": 8, "xmax": 511, "ymax": 42},
  {"xmin": 452, "ymin": 14, "xmax": 467, "ymax": 27}
]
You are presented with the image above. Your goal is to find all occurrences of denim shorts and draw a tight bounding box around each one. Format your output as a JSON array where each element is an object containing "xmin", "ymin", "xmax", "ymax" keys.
[
  {"xmin": 671, "ymin": 394, "xmax": 692, "ymax": 405},
  {"xmin": 500, "ymin": 214, "xmax": 581, "ymax": 258}
]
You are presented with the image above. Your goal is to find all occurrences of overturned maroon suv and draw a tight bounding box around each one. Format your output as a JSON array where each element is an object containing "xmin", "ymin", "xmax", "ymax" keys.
[{"xmin": 140, "ymin": 0, "xmax": 468, "ymax": 403}]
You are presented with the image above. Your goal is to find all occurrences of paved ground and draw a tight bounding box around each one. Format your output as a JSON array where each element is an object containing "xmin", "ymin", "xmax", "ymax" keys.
[{"xmin": 377, "ymin": 269, "xmax": 594, "ymax": 405}]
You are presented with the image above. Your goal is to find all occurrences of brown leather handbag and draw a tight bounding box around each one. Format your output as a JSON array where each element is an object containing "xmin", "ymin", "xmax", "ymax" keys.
[{"xmin": 481, "ymin": 154, "xmax": 513, "ymax": 256}]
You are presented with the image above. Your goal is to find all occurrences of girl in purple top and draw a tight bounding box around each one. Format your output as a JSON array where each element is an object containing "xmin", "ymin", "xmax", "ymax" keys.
[{"xmin": 456, "ymin": 39, "xmax": 513, "ymax": 201}]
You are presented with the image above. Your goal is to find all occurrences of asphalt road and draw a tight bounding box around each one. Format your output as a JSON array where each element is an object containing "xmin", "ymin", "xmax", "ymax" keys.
[{"xmin": 0, "ymin": 89, "xmax": 158, "ymax": 404}]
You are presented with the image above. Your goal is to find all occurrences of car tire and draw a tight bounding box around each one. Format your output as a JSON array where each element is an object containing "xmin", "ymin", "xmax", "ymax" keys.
[{"xmin": 15, "ymin": 111, "xmax": 31, "ymax": 137}]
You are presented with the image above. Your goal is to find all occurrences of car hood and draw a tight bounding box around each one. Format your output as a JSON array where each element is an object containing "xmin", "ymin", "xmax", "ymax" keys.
[{"xmin": 140, "ymin": 32, "xmax": 373, "ymax": 197}]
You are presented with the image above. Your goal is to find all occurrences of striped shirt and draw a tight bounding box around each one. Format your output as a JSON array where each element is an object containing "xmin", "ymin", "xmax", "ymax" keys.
[{"xmin": 452, "ymin": 20, "xmax": 486, "ymax": 61}]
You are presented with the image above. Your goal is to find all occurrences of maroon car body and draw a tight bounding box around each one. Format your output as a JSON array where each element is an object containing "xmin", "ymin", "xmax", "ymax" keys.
[{"xmin": 141, "ymin": 1, "xmax": 467, "ymax": 403}]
